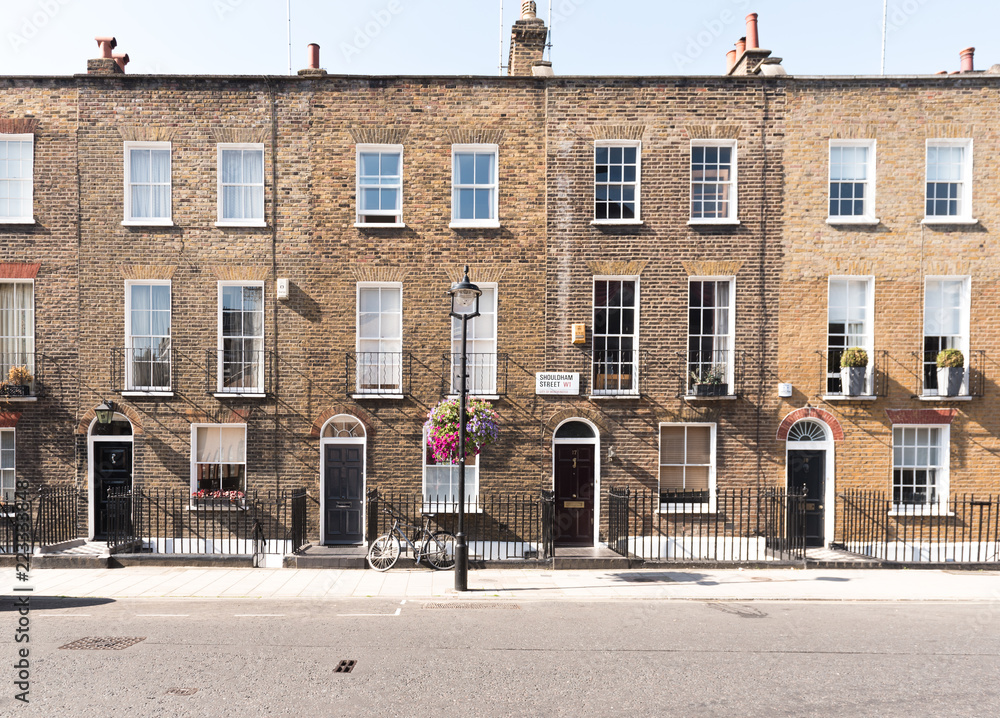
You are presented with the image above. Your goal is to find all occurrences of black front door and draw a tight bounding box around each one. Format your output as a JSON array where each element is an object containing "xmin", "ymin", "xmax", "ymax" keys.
[
  {"xmin": 94, "ymin": 442, "xmax": 132, "ymax": 539},
  {"xmin": 554, "ymin": 444, "xmax": 595, "ymax": 546},
  {"xmin": 788, "ymin": 449, "xmax": 825, "ymax": 548},
  {"xmin": 324, "ymin": 443, "xmax": 364, "ymax": 544}
]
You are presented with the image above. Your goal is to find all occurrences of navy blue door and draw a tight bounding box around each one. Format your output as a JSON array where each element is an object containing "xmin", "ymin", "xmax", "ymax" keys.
[{"xmin": 324, "ymin": 444, "xmax": 364, "ymax": 544}]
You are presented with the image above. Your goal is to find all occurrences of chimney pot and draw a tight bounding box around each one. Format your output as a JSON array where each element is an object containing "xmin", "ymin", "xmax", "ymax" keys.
[
  {"xmin": 745, "ymin": 13, "xmax": 759, "ymax": 50},
  {"xmin": 960, "ymin": 47, "xmax": 975, "ymax": 73},
  {"xmin": 307, "ymin": 43, "xmax": 320, "ymax": 70},
  {"xmin": 726, "ymin": 49, "xmax": 737, "ymax": 73},
  {"xmin": 112, "ymin": 52, "xmax": 129, "ymax": 72},
  {"xmin": 735, "ymin": 37, "xmax": 746, "ymax": 56},
  {"xmin": 95, "ymin": 36, "xmax": 117, "ymax": 58},
  {"xmin": 521, "ymin": 1, "xmax": 537, "ymax": 20}
]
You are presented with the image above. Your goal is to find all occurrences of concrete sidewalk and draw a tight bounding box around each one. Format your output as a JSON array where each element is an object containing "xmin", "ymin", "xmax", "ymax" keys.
[{"xmin": 12, "ymin": 566, "xmax": 1000, "ymax": 602}]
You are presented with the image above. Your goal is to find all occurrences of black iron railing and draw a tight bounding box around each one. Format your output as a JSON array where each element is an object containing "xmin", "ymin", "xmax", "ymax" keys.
[
  {"xmin": 681, "ymin": 349, "xmax": 747, "ymax": 398},
  {"xmin": 366, "ymin": 489, "xmax": 551, "ymax": 561},
  {"xmin": 1, "ymin": 487, "xmax": 79, "ymax": 554},
  {"xmin": 106, "ymin": 487, "xmax": 308, "ymax": 556},
  {"xmin": 111, "ymin": 344, "xmax": 172, "ymax": 393},
  {"xmin": 346, "ymin": 352, "xmax": 410, "ymax": 396},
  {"xmin": 606, "ymin": 486, "xmax": 807, "ymax": 563},
  {"xmin": 834, "ymin": 489, "xmax": 1000, "ymax": 562},
  {"xmin": 591, "ymin": 349, "xmax": 647, "ymax": 396},
  {"xmin": 0, "ymin": 351, "xmax": 42, "ymax": 398},
  {"xmin": 820, "ymin": 349, "xmax": 889, "ymax": 397},
  {"xmin": 910, "ymin": 349, "xmax": 985, "ymax": 398},
  {"xmin": 205, "ymin": 348, "xmax": 272, "ymax": 395},
  {"xmin": 442, "ymin": 352, "xmax": 509, "ymax": 396}
]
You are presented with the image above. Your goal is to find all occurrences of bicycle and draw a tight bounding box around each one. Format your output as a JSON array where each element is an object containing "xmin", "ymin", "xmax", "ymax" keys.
[{"xmin": 367, "ymin": 507, "xmax": 457, "ymax": 571}]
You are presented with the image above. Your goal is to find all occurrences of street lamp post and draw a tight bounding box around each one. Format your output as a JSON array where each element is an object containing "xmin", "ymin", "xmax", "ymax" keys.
[{"xmin": 448, "ymin": 266, "xmax": 481, "ymax": 592}]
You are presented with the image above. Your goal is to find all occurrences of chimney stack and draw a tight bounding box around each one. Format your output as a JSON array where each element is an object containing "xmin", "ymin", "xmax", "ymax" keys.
[
  {"xmin": 298, "ymin": 43, "xmax": 327, "ymax": 76},
  {"xmin": 726, "ymin": 12, "xmax": 781, "ymax": 76},
  {"xmin": 960, "ymin": 47, "xmax": 975, "ymax": 73},
  {"xmin": 88, "ymin": 36, "xmax": 123, "ymax": 74},
  {"xmin": 745, "ymin": 13, "xmax": 759, "ymax": 50},
  {"xmin": 508, "ymin": 1, "xmax": 548, "ymax": 76}
]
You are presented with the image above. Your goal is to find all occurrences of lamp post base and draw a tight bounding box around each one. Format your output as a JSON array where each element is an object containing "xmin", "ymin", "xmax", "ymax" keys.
[{"xmin": 454, "ymin": 533, "xmax": 469, "ymax": 591}]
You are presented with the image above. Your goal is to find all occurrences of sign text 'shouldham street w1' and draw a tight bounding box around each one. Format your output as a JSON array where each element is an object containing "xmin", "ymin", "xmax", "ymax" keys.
[{"xmin": 535, "ymin": 372, "xmax": 580, "ymax": 396}]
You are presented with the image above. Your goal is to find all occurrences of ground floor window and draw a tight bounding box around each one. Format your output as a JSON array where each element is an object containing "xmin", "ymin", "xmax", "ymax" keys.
[
  {"xmin": 659, "ymin": 423, "xmax": 714, "ymax": 508},
  {"xmin": 892, "ymin": 426, "xmax": 947, "ymax": 508},
  {"xmin": 1, "ymin": 429, "xmax": 13, "ymax": 502},
  {"xmin": 423, "ymin": 427, "xmax": 478, "ymax": 509},
  {"xmin": 192, "ymin": 425, "xmax": 246, "ymax": 494}
]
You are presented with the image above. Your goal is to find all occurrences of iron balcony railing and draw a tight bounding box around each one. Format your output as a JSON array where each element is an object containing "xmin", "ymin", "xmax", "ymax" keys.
[
  {"xmin": 911, "ymin": 349, "xmax": 984, "ymax": 398},
  {"xmin": 111, "ymin": 344, "xmax": 172, "ymax": 393},
  {"xmin": 0, "ymin": 351, "xmax": 41, "ymax": 398},
  {"xmin": 591, "ymin": 348, "xmax": 647, "ymax": 396},
  {"xmin": 206, "ymin": 348, "xmax": 272, "ymax": 396},
  {"xmin": 819, "ymin": 349, "xmax": 889, "ymax": 397},
  {"xmin": 0, "ymin": 487, "xmax": 78, "ymax": 555},
  {"xmin": 347, "ymin": 351, "xmax": 410, "ymax": 396},
  {"xmin": 442, "ymin": 352, "xmax": 508, "ymax": 396},
  {"xmin": 681, "ymin": 349, "xmax": 746, "ymax": 398}
]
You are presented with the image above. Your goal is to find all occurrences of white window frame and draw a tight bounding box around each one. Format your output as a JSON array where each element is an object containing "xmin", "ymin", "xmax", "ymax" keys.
[
  {"xmin": 0, "ymin": 428, "xmax": 14, "ymax": 503},
  {"xmin": 215, "ymin": 143, "xmax": 265, "ymax": 227},
  {"xmin": 354, "ymin": 282, "xmax": 404, "ymax": 397},
  {"xmin": 123, "ymin": 141, "xmax": 172, "ymax": 226},
  {"xmin": 922, "ymin": 276, "xmax": 971, "ymax": 397},
  {"xmin": 592, "ymin": 139, "xmax": 642, "ymax": 225},
  {"xmin": 355, "ymin": 143, "xmax": 404, "ymax": 228},
  {"xmin": 0, "ymin": 133, "xmax": 34, "ymax": 224},
  {"xmin": 0, "ymin": 279, "xmax": 35, "ymax": 389},
  {"xmin": 890, "ymin": 424, "xmax": 950, "ymax": 515},
  {"xmin": 827, "ymin": 139, "xmax": 877, "ymax": 224},
  {"xmin": 450, "ymin": 283, "xmax": 498, "ymax": 397},
  {"xmin": 190, "ymin": 423, "xmax": 247, "ymax": 497},
  {"xmin": 591, "ymin": 276, "xmax": 640, "ymax": 397},
  {"xmin": 688, "ymin": 139, "xmax": 738, "ymax": 225},
  {"xmin": 658, "ymin": 422, "xmax": 717, "ymax": 513},
  {"xmin": 422, "ymin": 424, "xmax": 479, "ymax": 512},
  {"xmin": 825, "ymin": 276, "xmax": 875, "ymax": 397},
  {"xmin": 124, "ymin": 279, "xmax": 172, "ymax": 394},
  {"xmin": 217, "ymin": 281, "xmax": 265, "ymax": 396},
  {"xmin": 450, "ymin": 143, "xmax": 499, "ymax": 229},
  {"xmin": 923, "ymin": 138, "xmax": 975, "ymax": 224},
  {"xmin": 686, "ymin": 276, "xmax": 736, "ymax": 392}
]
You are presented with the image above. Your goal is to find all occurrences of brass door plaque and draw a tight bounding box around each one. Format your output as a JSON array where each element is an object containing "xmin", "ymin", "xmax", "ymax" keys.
[{"xmin": 564, "ymin": 500, "xmax": 585, "ymax": 509}]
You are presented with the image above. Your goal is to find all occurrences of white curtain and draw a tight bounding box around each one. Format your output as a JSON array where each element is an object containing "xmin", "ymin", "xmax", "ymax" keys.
[{"xmin": 0, "ymin": 283, "xmax": 33, "ymax": 371}]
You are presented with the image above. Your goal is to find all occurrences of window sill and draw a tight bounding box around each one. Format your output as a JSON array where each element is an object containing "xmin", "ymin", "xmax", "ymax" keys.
[
  {"xmin": 0, "ymin": 396, "xmax": 37, "ymax": 403},
  {"xmin": 122, "ymin": 391, "xmax": 174, "ymax": 397},
  {"xmin": 446, "ymin": 394, "xmax": 500, "ymax": 401},
  {"xmin": 684, "ymin": 394, "xmax": 737, "ymax": 402},
  {"xmin": 687, "ymin": 218, "xmax": 740, "ymax": 226},
  {"xmin": 186, "ymin": 503, "xmax": 247, "ymax": 512},
  {"xmin": 421, "ymin": 504, "xmax": 484, "ymax": 514},
  {"xmin": 589, "ymin": 393, "xmax": 640, "ymax": 400},
  {"xmin": 0, "ymin": 217, "xmax": 36, "ymax": 225},
  {"xmin": 354, "ymin": 222, "xmax": 406, "ymax": 229},
  {"xmin": 591, "ymin": 219, "xmax": 643, "ymax": 226},
  {"xmin": 215, "ymin": 220, "xmax": 267, "ymax": 228},
  {"xmin": 449, "ymin": 220, "xmax": 500, "ymax": 230},
  {"xmin": 917, "ymin": 394, "xmax": 972, "ymax": 402},
  {"xmin": 213, "ymin": 392, "xmax": 266, "ymax": 399},
  {"xmin": 658, "ymin": 504, "xmax": 713, "ymax": 515},
  {"xmin": 822, "ymin": 394, "xmax": 878, "ymax": 402},
  {"xmin": 826, "ymin": 217, "xmax": 879, "ymax": 225},
  {"xmin": 889, "ymin": 507, "xmax": 956, "ymax": 518},
  {"xmin": 351, "ymin": 393, "xmax": 405, "ymax": 400},
  {"xmin": 122, "ymin": 219, "xmax": 174, "ymax": 227},
  {"xmin": 921, "ymin": 217, "xmax": 978, "ymax": 225}
]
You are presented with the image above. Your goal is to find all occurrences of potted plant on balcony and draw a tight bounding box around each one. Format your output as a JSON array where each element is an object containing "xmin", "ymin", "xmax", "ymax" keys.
[
  {"xmin": 839, "ymin": 347, "xmax": 869, "ymax": 396},
  {"xmin": 936, "ymin": 348, "xmax": 965, "ymax": 397},
  {"xmin": 691, "ymin": 365, "xmax": 728, "ymax": 397},
  {"xmin": 1, "ymin": 365, "xmax": 32, "ymax": 397}
]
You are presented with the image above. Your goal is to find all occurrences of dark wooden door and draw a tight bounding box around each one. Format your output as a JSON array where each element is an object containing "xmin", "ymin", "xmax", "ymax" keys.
[
  {"xmin": 324, "ymin": 443, "xmax": 364, "ymax": 544},
  {"xmin": 554, "ymin": 444, "xmax": 595, "ymax": 546},
  {"xmin": 94, "ymin": 442, "xmax": 132, "ymax": 539},
  {"xmin": 788, "ymin": 449, "xmax": 825, "ymax": 548}
]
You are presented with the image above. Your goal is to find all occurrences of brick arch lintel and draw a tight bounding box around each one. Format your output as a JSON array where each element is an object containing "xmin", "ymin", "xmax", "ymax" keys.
[
  {"xmin": 75, "ymin": 403, "xmax": 144, "ymax": 436},
  {"xmin": 776, "ymin": 407, "xmax": 844, "ymax": 442},
  {"xmin": 311, "ymin": 404, "xmax": 376, "ymax": 439},
  {"xmin": 544, "ymin": 408, "xmax": 609, "ymax": 437}
]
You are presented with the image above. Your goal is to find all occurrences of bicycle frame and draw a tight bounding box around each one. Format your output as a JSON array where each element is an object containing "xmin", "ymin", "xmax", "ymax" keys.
[{"xmin": 385, "ymin": 512, "xmax": 435, "ymax": 564}]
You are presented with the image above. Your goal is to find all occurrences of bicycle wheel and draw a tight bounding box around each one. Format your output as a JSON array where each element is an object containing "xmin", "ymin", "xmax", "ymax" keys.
[
  {"xmin": 423, "ymin": 531, "xmax": 457, "ymax": 570},
  {"xmin": 367, "ymin": 534, "xmax": 400, "ymax": 571}
]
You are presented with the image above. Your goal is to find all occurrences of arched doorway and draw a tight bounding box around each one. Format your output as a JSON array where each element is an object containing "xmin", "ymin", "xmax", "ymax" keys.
[
  {"xmin": 320, "ymin": 414, "xmax": 366, "ymax": 545},
  {"xmin": 785, "ymin": 418, "xmax": 835, "ymax": 547},
  {"xmin": 552, "ymin": 418, "xmax": 600, "ymax": 547},
  {"xmin": 87, "ymin": 414, "xmax": 134, "ymax": 540}
]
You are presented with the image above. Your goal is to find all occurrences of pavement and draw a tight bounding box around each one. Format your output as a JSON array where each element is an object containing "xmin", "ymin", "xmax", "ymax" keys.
[{"xmin": 13, "ymin": 565, "xmax": 1000, "ymax": 602}]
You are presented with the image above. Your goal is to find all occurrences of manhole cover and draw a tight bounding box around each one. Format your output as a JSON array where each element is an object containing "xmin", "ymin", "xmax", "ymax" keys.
[
  {"xmin": 335, "ymin": 660, "xmax": 356, "ymax": 673},
  {"xmin": 166, "ymin": 688, "xmax": 198, "ymax": 696},
  {"xmin": 423, "ymin": 602, "xmax": 520, "ymax": 609},
  {"xmin": 60, "ymin": 636, "xmax": 147, "ymax": 650}
]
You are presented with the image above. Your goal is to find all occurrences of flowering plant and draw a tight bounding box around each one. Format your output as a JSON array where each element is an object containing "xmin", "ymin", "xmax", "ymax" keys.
[
  {"xmin": 192, "ymin": 490, "xmax": 245, "ymax": 502},
  {"xmin": 425, "ymin": 398, "xmax": 500, "ymax": 463}
]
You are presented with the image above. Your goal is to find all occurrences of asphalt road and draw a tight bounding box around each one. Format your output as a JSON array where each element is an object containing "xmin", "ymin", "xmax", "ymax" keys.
[{"xmin": 4, "ymin": 597, "xmax": 999, "ymax": 717}]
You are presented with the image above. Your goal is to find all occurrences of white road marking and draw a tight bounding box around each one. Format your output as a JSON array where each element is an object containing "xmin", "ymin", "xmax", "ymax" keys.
[
  {"xmin": 137, "ymin": 614, "xmax": 190, "ymax": 617},
  {"xmin": 233, "ymin": 614, "xmax": 285, "ymax": 617},
  {"xmin": 45, "ymin": 614, "xmax": 91, "ymax": 617},
  {"xmin": 337, "ymin": 608, "xmax": 402, "ymax": 617}
]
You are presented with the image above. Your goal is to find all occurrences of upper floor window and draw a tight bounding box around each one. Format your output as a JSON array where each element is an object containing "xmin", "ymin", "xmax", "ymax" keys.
[
  {"xmin": 690, "ymin": 140, "xmax": 737, "ymax": 224},
  {"xmin": 687, "ymin": 278, "xmax": 735, "ymax": 396},
  {"xmin": 0, "ymin": 281, "xmax": 34, "ymax": 391},
  {"xmin": 592, "ymin": 278, "xmax": 638, "ymax": 396},
  {"xmin": 451, "ymin": 144, "xmax": 498, "ymax": 228},
  {"xmin": 219, "ymin": 282, "xmax": 264, "ymax": 394},
  {"xmin": 925, "ymin": 139, "xmax": 973, "ymax": 223},
  {"xmin": 356, "ymin": 283, "xmax": 403, "ymax": 395},
  {"xmin": 892, "ymin": 425, "xmax": 948, "ymax": 511},
  {"xmin": 125, "ymin": 281, "xmax": 171, "ymax": 392},
  {"xmin": 827, "ymin": 277, "xmax": 873, "ymax": 395},
  {"xmin": 217, "ymin": 144, "xmax": 264, "ymax": 226},
  {"xmin": 594, "ymin": 140, "xmax": 640, "ymax": 224},
  {"xmin": 0, "ymin": 429, "xmax": 13, "ymax": 502},
  {"xmin": 451, "ymin": 285, "xmax": 497, "ymax": 395},
  {"xmin": 356, "ymin": 144, "xmax": 403, "ymax": 226},
  {"xmin": 828, "ymin": 140, "xmax": 876, "ymax": 223},
  {"xmin": 0, "ymin": 134, "xmax": 33, "ymax": 224},
  {"xmin": 192, "ymin": 424, "xmax": 246, "ymax": 495},
  {"xmin": 923, "ymin": 277, "xmax": 969, "ymax": 397},
  {"xmin": 124, "ymin": 141, "xmax": 171, "ymax": 225}
]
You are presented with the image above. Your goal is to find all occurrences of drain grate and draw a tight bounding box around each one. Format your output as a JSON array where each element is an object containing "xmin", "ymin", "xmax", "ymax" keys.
[
  {"xmin": 166, "ymin": 688, "xmax": 198, "ymax": 696},
  {"xmin": 423, "ymin": 602, "xmax": 520, "ymax": 610},
  {"xmin": 335, "ymin": 660, "xmax": 357, "ymax": 673},
  {"xmin": 60, "ymin": 636, "xmax": 147, "ymax": 650}
]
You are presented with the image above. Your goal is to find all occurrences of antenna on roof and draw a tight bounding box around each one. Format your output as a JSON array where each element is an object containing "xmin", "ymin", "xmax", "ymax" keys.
[
  {"xmin": 287, "ymin": 0, "xmax": 292, "ymax": 75},
  {"xmin": 499, "ymin": 0, "xmax": 507, "ymax": 76},
  {"xmin": 546, "ymin": 0, "xmax": 552, "ymax": 61},
  {"xmin": 880, "ymin": 0, "xmax": 887, "ymax": 75}
]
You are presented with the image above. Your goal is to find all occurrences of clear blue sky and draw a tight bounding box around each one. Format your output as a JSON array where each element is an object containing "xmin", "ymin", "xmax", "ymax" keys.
[{"xmin": 2, "ymin": 0, "xmax": 995, "ymax": 77}]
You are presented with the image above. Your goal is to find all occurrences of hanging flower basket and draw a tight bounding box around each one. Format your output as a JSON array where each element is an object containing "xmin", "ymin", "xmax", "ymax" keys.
[{"xmin": 425, "ymin": 398, "xmax": 500, "ymax": 463}]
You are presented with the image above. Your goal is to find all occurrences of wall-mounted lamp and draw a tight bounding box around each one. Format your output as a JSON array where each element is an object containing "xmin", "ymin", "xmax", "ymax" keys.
[
  {"xmin": 608, "ymin": 446, "xmax": 617, "ymax": 461},
  {"xmin": 95, "ymin": 400, "xmax": 116, "ymax": 424}
]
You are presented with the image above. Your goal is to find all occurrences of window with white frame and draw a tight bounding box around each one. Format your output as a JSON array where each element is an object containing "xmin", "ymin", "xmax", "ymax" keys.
[
  {"xmin": 923, "ymin": 277, "xmax": 969, "ymax": 396},
  {"xmin": 659, "ymin": 423, "xmax": 715, "ymax": 508},
  {"xmin": 687, "ymin": 278, "xmax": 734, "ymax": 393},
  {"xmin": 1, "ymin": 429, "xmax": 14, "ymax": 503},
  {"xmin": 192, "ymin": 424, "xmax": 246, "ymax": 495},
  {"xmin": 690, "ymin": 141, "xmax": 737, "ymax": 222},
  {"xmin": 0, "ymin": 281, "xmax": 34, "ymax": 389},
  {"xmin": 892, "ymin": 425, "xmax": 948, "ymax": 509},
  {"xmin": 594, "ymin": 141, "xmax": 640, "ymax": 222},
  {"xmin": 219, "ymin": 283, "xmax": 264, "ymax": 393},
  {"xmin": 356, "ymin": 283, "xmax": 402, "ymax": 394},
  {"xmin": 925, "ymin": 139, "xmax": 973, "ymax": 222},
  {"xmin": 0, "ymin": 134, "xmax": 33, "ymax": 223},
  {"xmin": 126, "ymin": 281, "xmax": 171, "ymax": 392},
  {"xmin": 451, "ymin": 285, "xmax": 497, "ymax": 395},
  {"xmin": 217, "ymin": 144, "xmax": 264, "ymax": 225},
  {"xmin": 451, "ymin": 144, "xmax": 498, "ymax": 227},
  {"xmin": 124, "ymin": 141, "xmax": 171, "ymax": 224},
  {"xmin": 829, "ymin": 140, "xmax": 876, "ymax": 222},
  {"xmin": 827, "ymin": 277, "xmax": 873, "ymax": 394},
  {"xmin": 592, "ymin": 278, "xmax": 638, "ymax": 395},
  {"xmin": 356, "ymin": 144, "xmax": 402, "ymax": 225},
  {"xmin": 423, "ymin": 425, "xmax": 478, "ymax": 508}
]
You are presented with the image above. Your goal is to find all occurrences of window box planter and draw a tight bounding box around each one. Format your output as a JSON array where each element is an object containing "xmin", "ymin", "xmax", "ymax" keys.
[
  {"xmin": 936, "ymin": 367, "xmax": 965, "ymax": 397},
  {"xmin": 840, "ymin": 367, "xmax": 867, "ymax": 397},
  {"xmin": 693, "ymin": 383, "xmax": 729, "ymax": 397},
  {"xmin": 0, "ymin": 384, "xmax": 29, "ymax": 397}
]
